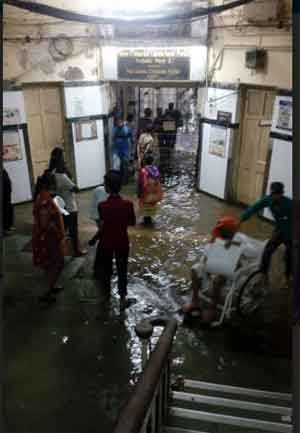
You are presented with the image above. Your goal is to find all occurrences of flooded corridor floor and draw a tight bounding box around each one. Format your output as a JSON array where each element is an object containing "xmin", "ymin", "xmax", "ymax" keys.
[{"xmin": 4, "ymin": 153, "xmax": 291, "ymax": 433}]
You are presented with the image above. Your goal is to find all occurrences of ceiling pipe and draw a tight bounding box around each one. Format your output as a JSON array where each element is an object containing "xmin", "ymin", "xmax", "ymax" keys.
[{"xmin": 4, "ymin": 0, "xmax": 257, "ymax": 25}]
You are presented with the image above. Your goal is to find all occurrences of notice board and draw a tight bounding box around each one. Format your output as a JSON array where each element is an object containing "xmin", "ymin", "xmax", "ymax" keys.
[{"xmin": 117, "ymin": 48, "xmax": 190, "ymax": 81}]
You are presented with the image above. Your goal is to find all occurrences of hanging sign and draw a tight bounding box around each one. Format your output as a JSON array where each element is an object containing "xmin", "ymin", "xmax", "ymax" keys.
[
  {"xmin": 117, "ymin": 48, "xmax": 190, "ymax": 81},
  {"xmin": 217, "ymin": 111, "xmax": 232, "ymax": 124}
]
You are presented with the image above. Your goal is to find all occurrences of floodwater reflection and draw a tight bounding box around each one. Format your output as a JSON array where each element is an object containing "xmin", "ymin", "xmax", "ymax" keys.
[{"xmin": 4, "ymin": 153, "xmax": 291, "ymax": 433}]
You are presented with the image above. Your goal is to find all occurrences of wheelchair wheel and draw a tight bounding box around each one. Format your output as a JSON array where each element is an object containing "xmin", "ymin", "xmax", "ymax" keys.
[{"xmin": 237, "ymin": 270, "xmax": 269, "ymax": 317}]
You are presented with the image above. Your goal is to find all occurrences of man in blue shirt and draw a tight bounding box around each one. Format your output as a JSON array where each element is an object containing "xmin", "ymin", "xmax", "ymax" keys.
[
  {"xmin": 113, "ymin": 117, "xmax": 133, "ymax": 184},
  {"xmin": 240, "ymin": 182, "xmax": 292, "ymax": 287}
]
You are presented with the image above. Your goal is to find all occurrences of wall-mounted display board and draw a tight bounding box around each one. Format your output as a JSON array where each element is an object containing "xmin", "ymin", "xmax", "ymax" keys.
[{"xmin": 118, "ymin": 48, "xmax": 190, "ymax": 81}]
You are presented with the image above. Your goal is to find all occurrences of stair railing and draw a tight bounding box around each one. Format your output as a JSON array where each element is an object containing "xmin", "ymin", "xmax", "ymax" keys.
[{"xmin": 112, "ymin": 317, "xmax": 178, "ymax": 433}]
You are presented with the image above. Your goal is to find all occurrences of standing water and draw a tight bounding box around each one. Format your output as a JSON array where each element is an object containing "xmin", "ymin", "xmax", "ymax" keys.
[{"xmin": 4, "ymin": 152, "xmax": 291, "ymax": 433}]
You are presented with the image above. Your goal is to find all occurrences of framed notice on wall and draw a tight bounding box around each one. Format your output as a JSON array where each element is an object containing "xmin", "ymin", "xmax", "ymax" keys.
[
  {"xmin": 209, "ymin": 125, "xmax": 227, "ymax": 158},
  {"xmin": 277, "ymin": 99, "xmax": 292, "ymax": 131},
  {"xmin": 3, "ymin": 130, "xmax": 23, "ymax": 162},
  {"xmin": 75, "ymin": 120, "xmax": 98, "ymax": 142}
]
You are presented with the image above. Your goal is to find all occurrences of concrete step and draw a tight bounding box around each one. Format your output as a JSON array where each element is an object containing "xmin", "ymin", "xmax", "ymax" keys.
[
  {"xmin": 168, "ymin": 406, "xmax": 291, "ymax": 433},
  {"xmin": 171, "ymin": 391, "xmax": 291, "ymax": 424},
  {"xmin": 183, "ymin": 380, "xmax": 292, "ymax": 406},
  {"xmin": 166, "ymin": 380, "xmax": 292, "ymax": 433},
  {"xmin": 164, "ymin": 427, "xmax": 211, "ymax": 433}
]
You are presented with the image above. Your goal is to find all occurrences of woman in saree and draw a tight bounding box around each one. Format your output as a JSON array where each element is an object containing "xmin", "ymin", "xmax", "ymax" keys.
[
  {"xmin": 32, "ymin": 171, "xmax": 67, "ymax": 303},
  {"xmin": 138, "ymin": 154, "xmax": 163, "ymax": 225},
  {"xmin": 137, "ymin": 126, "xmax": 155, "ymax": 169}
]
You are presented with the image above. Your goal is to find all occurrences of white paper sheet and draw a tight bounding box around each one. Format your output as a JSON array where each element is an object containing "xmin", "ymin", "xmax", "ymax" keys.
[
  {"xmin": 205, "ymin": 239, "xmax": 243, "ymax": 278},
  {"xmin": 81, "ymin": 123, "xmax": 92, "ymax": 139}
]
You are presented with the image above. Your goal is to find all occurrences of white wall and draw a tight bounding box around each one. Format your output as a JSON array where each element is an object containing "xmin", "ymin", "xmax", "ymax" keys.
[
  {"xmin": 63, "ymin": 85, "xmax": 107, "ymax": 189},
  {"xmin": 209, "ymin": 45, "xmax": 292, "ymax": 89},
  {"xmin": 198, "ymin": 88, "xmax": 239, "ymax": 199},
  {"xmin": 72, "ymin": 120, "xmax": 106, "ymax": 189},
  {"xmin": 64, "ymin": 83, "xmax": 114, "ymax": 118},
  {"xmin": 3, "ymin": 91, "xmax": 32, "ymax": 203},
  {"xmin": 264, "ymin": 95, "xmax": 292, "ymax": 220},
  {"xmin": 208, "ymin": 28, "xmax": 292, "ymax": 89},
  {"xmin": 4, "ymin": 21, "xmax": 100, "ymax": 84}
]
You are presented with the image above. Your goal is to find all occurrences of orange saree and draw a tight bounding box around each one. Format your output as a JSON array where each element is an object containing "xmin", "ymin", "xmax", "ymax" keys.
[{"xmin": 32, "ymin": 191, "xmax": 67, "ymax": 267}]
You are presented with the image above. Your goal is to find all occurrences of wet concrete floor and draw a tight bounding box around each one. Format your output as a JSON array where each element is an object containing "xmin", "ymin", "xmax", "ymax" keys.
[{"xmin": 3, "ymin": 153, "xmax": 291, "ymax": 433}]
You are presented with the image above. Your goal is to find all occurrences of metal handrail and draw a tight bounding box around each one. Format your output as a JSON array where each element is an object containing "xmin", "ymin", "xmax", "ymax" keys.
[{"xmin": 112, "ymin": 317, "xmax": 177, "ymax": 433}]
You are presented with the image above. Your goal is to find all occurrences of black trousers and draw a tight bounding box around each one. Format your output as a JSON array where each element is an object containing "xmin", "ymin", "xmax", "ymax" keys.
[
  {"xmin": 63, "ymin": 212, "xmax": 79, "ymax": 253},
  {"xmin": 261, "ymin": 231, "xmax": 292, "ymax": 278},
  {"xmin": 94, "ymin": 247, "xmax": 129, "ymax": 298},
  {"xmin": 3, "ymin": 194, "xmax": 14, "ymax": 231}
]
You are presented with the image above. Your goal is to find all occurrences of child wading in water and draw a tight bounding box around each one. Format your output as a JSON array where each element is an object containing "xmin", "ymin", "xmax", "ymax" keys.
[{"xmin": 138, "ymin": 154, "xmax": 163, "ymax": 225}]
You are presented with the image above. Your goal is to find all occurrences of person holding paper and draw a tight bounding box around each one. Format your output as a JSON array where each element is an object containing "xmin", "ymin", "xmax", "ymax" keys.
[
  {"xmin": 88, "ymin": 184, "xmax": 108, "ymax": 249},
  {"xmin": 49, "ymin": 147, "xmax": 87, "ymax": 257}
]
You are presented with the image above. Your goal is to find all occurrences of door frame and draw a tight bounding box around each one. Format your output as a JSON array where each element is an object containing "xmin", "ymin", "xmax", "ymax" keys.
[{"xmin": 231, "ymin": 83, "xmax": 277, "ymax": 205}]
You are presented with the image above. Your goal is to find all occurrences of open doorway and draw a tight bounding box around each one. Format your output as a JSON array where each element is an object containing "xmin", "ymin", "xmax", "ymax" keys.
[
  {"xmin": 116, "ymin": 85, "xmax": 199, "ymax": 148},
  {"xmin": 112, "ymin": 83, "xmax": 200, "ymax": 182}
]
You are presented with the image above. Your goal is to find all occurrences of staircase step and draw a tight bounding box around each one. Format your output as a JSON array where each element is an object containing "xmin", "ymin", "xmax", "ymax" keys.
[
  {"xmin": 164, "ymin": 427, "xmax": 211, "ymax": 433},
  {"xmin": 184, "ymin": 380, "xmax": 292, "ymax": 404},
  {"xmin": 172, "ymin": 391, "xmax": 291, "ymax": 417},
  {"xmin": 169, "ymin": 406, "xmax": 292, "ymax": 433}
]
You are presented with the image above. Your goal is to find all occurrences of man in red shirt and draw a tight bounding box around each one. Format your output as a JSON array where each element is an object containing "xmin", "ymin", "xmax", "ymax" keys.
[{"xmin": 94, "ymin": 170, "xmax": 136, "ymax": 310}]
